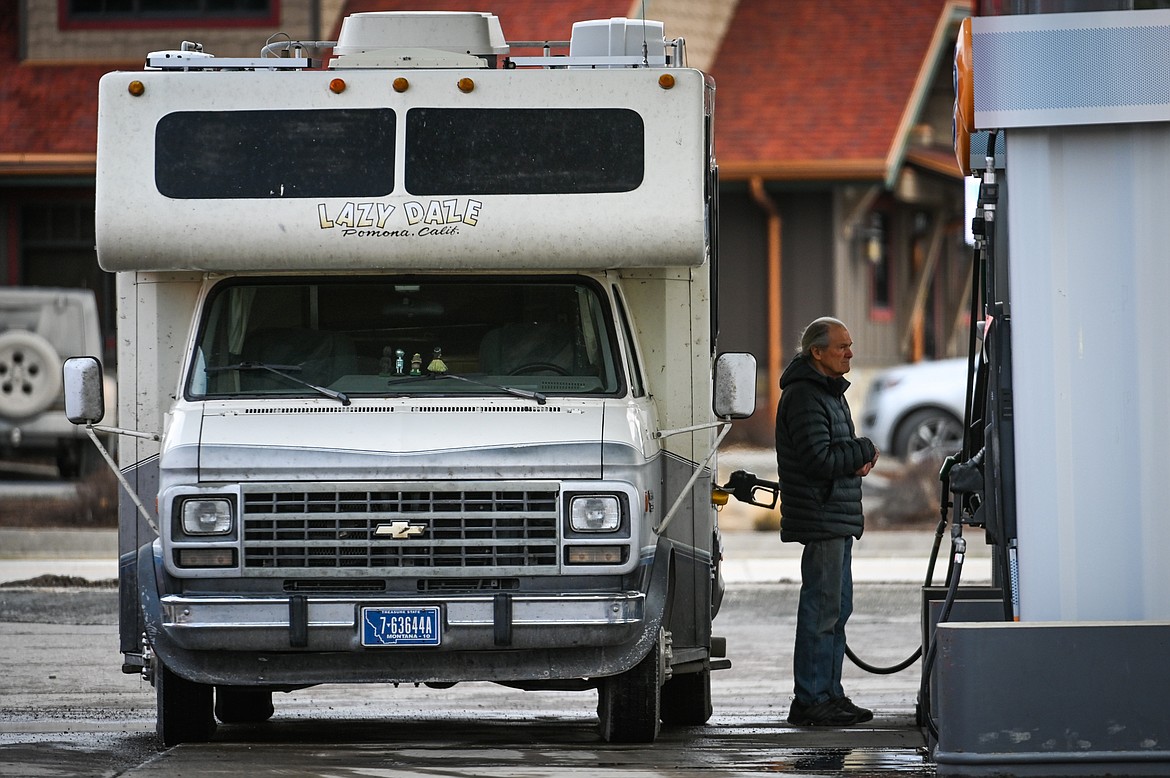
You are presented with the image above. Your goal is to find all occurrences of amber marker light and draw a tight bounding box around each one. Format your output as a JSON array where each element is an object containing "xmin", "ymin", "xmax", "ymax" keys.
[
  {"xmin": 128, "ymin": 80, "xmax": 145, "ymax": 97},
  {"xmin": 658, "ymin": 73, "xmax": 675, "ymax": 90},
  {"xmin": 457, "ymin": 77, "xmax": 475, "ymax": 93},
  {"xmin": 393, "ymin": 77, "xmax": 409, "ymax": 93},
  {"xmin": 329, "ymin": 78, "xmax": 347, "ymax": 94},
  {"xmin": 711, "ymin": 489, "xmax": 730, "ymax": 507}
]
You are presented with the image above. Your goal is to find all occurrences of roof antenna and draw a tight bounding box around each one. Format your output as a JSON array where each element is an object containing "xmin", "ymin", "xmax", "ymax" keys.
[{"xmin": 641, "ymin": 0, "xmax": 649, "ymax": 66}]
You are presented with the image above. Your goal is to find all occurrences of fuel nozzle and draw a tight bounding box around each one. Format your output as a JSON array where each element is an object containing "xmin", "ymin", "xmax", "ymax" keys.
[{"xmin": 714, "ymin": 469, "xmax": 779, "ymax": 509}]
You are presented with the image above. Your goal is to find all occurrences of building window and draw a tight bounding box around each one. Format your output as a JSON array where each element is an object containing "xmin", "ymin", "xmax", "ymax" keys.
[
  {"xmin": 63, "ymin": 0, "xmax": 276, "ymax": 28},
  {"xmin": 863, "ymin": 211, "xmax": 893, "ymax": 320}
]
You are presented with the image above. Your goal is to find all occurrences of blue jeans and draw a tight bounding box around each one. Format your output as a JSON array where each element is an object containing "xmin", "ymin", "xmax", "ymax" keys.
[{"xmin": 793, "ymin": 536, "xmax": 853, "ymax": 705}]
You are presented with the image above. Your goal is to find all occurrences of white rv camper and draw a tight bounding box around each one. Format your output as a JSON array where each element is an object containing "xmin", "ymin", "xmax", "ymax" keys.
[{"xmin": 67, "ymin": 11, "xmax": 760, "ymax": 746}]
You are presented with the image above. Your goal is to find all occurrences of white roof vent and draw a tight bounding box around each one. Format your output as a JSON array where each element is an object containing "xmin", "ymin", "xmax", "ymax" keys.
[
  {"xmin": 331, "ymin": 11, "xmax": 508, "ymax": 69},
  {"xmin": 145, "ymin": 41, "xmax": 215, "ymax": 70},
  {"xmin": 569, "ymin": 18, "xmax": 667, "ymax": 66}
]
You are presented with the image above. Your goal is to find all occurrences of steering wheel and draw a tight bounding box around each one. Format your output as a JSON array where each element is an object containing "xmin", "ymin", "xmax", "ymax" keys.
[{"xmin": 508, "ymin": 362, "xmax": 571, "ymax": 376}]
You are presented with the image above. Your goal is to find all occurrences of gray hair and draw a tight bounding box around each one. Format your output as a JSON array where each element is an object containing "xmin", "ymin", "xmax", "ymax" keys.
[{"xmin": 798, "ymin": 316, "xmax": 847, "ymax": 356}]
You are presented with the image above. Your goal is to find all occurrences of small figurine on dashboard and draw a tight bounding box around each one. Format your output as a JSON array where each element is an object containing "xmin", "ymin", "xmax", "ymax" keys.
[{"xmin": 427, "ymin": 346, "xmax": 448, "ymax": 374}]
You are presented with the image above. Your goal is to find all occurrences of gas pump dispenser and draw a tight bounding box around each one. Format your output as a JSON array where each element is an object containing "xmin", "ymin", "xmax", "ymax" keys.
[{"xmin": 931, "ymin": 7, "xmax": 1170, "ymax": 775}]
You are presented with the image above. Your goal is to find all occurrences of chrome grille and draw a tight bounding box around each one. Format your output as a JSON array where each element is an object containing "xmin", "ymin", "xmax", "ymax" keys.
[{"xmin": 241, "ymin": 486, "xmax": 558, "ymax": 571}]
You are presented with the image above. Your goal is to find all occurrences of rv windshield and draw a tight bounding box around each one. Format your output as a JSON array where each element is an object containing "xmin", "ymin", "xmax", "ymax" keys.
[{"xmin": 187, "ymin": 277, "xmax": 624, "ymax": 401}]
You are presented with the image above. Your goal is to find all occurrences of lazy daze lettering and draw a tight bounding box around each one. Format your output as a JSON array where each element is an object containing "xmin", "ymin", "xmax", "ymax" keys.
[{"xmin": 318, "ymin": 197, "xmax": 482, "ymax": 238}]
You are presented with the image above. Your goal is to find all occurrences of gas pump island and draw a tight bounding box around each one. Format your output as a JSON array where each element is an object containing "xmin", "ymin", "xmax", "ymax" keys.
[{"xmin": 932, "ymin": 6, "xmax": 1170, "ymax": 775}]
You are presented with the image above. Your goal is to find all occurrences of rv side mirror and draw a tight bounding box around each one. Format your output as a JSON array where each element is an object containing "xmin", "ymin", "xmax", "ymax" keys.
[
  {"xmin": 63, "ymin": 356, "xmax": 106, "ymax": 425},
  {"xmin": 713, "ymin": 352, "xmax": 757, "ymax": 419}
]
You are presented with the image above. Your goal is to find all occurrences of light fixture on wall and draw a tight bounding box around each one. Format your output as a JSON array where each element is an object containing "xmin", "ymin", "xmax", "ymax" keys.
[{"xmin": 862, "ymin": 212, "xmax": 885, "ymax": 264}]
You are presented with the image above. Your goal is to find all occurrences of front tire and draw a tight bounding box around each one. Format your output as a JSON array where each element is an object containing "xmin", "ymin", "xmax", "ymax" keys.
[
  {"xmin": 597, "ymin": 637, "xmax": 663, "ymax": 743},
  {"xmin": 156, "ymin": 661, "xmax": 216, "ymax": 746}
]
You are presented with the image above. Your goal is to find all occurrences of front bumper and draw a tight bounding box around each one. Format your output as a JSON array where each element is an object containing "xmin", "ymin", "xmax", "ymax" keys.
[
  {"xmin": 139, "ymin": 544, "xmax": 668, "ymax": 687},
  {"xmin": 159, "ymin": 591, "xmax": 644, "ymax": 652}
]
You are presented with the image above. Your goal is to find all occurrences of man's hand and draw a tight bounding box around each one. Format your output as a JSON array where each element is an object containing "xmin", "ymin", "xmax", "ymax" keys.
[{"xmin": 855, "ymin": 446, "xmax": 880, "ymax": 477}]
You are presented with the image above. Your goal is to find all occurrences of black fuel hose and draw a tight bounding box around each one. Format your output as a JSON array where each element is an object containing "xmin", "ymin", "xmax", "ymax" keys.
[
  {"xmin": 843, "ymin": 463, "xmax": 954, "ymax": 675},
  {"xmin": 845, "ymin": 642, "xmax": 921, "ymax": 675},
  {"xmin": 919, "ymin": 532, "xmax": 966, "ymax": 740}
]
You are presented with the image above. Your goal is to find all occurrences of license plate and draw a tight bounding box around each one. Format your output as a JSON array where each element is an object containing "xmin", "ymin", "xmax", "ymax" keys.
[{"xmin": 360, "ymin": 606, "xmax": 441, "ymax": 647}]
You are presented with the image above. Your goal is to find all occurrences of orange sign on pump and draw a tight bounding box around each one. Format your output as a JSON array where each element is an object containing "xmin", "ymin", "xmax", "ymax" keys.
[{"xmin": 953, "ymin": 17, "xmax": 975, "ymax": 175}]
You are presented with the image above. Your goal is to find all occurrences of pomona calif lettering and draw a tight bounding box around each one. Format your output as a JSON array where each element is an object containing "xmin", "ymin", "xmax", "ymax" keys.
[{"xmin": 318, "ymin": 198, "xmax": 482, "ymax": 231}]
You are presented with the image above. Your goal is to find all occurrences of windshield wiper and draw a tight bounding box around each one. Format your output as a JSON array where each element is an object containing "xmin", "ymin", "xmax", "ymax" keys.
[
  {"xmin": 387, "ymin": 372, "xmax": 547, "ymax": 405},
  {"xmin": 207, "ymin": 362, "xmax": 351, "ymax": 406}
]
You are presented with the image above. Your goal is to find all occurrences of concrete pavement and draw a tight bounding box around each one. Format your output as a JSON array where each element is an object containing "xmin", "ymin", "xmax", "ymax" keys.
[
  {"xmin": 0, "ymin": 528, "xmax": 118, "ymax": 583},
  {"xmin": 0, "ymin": 527, "xmax": 990, "ymax": 585},
  {"xmin": 721, "ymin": 528, "xmax": 989, "ymax": 584}
]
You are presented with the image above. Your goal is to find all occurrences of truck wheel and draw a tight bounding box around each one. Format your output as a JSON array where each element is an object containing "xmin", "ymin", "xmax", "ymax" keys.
[
  {"xmin": 660, "ymin": 668, "xmax": 712, "ymax": 725},
  {"xmin": 0, "ymin": 330, "xmax": 61, "ymax": 419},
  {"xmin": 215, "ymin": 687, "xmax": 275, "ymax": 724},
  {"xmin": 156, "ymin": 661, "xmax": 216, "ymax": 746},
  {"xmin": 597, "ymin": 636, "xmax": 663, "ymax": 743}
]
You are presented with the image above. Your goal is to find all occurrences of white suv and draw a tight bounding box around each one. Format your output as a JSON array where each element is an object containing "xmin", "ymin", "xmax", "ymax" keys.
[
  {"xmin": 0, "ymin": 287, "xmax": 111, "ymax": 478},
  {"xmin": 860, "ymin": 357, "xmax": 969, "ymax": 463}
]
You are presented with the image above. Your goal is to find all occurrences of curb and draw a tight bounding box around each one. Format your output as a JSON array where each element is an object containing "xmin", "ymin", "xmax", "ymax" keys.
[{"xmin": 0, "ymin": 527, "xmax": 991, "ymax": 585}]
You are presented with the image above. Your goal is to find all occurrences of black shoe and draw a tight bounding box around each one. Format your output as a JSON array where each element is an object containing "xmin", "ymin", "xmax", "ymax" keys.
[
  {"xmin": 787, "ymin": 697, "xmax": 860, "ymax": 727},
  {"xmin": 833, "ymin": 696, "xmax": 873, "ymax": 723}
]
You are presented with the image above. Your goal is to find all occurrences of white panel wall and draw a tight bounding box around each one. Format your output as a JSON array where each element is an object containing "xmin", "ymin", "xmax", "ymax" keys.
[{"xmin": 1006, "ymin": 125, "xmax": 1170, "ymax": 621}]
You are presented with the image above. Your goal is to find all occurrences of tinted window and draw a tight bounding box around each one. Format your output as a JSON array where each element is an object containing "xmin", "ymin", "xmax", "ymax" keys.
[
  {"xmin": 405, "ymin": 108, "xmax": 643, "ymax": 195},
  {"xmin": 155, "ymin": 109, "xmax": 395, "ymax": 199},
  {"xmin": 188, "ymin": 277, "xmax": 623, "ymax": 400}
]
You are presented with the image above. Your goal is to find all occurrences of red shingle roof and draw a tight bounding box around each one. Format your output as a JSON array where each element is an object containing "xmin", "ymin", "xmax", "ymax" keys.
[
  {"xmin": 0, "ymin": 0, "xmax": 108, "ymax": 169},
  {"xmin": 0, "ymin": 0, "xmax": 634, "ymax": 175},
  {"xmin": 1, "ymin": 0, "xmax": 964, "ymax": 182},
  {"xmin": 711, "ymin": 0, "xmax": 954, "ymax": 181}
]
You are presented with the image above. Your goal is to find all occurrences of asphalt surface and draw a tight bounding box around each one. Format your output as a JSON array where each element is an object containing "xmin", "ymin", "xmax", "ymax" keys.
[
  {"xmin": 0, "ymin": 520, "xmax": 992, "ymax": 777},
  {"xmin": 0, "ymin": 393, "xmax": 988, "ymax": 775},
  {"xmin": 0, "ymin": 579, "xmax": 938, "ymax": 777}
]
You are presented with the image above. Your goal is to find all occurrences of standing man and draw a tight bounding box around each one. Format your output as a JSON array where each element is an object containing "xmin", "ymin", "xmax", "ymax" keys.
[{"xmin": 775, "ymin": 317, "xmax": 879, "ymax": 726}]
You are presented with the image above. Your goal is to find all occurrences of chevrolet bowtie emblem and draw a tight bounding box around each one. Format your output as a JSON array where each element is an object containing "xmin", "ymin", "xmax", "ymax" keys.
[{"xmin": 374, "ymin": 521, "xmax": 427, "ymax": 539}]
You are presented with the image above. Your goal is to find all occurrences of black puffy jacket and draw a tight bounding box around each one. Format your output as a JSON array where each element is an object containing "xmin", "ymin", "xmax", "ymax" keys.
[{"xmin": 775, "ymin": 355, "xmax": 876, "ymax": 543}]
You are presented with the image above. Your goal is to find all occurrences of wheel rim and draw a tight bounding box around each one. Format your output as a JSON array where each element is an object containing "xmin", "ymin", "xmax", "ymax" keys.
[
  {"xmin": 906, "ymin": 416, "xmax": 963, "ymax": 462},
  {"xmin": 0, "ymin": 331, "xmax": 61, "ymax": 419}
]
